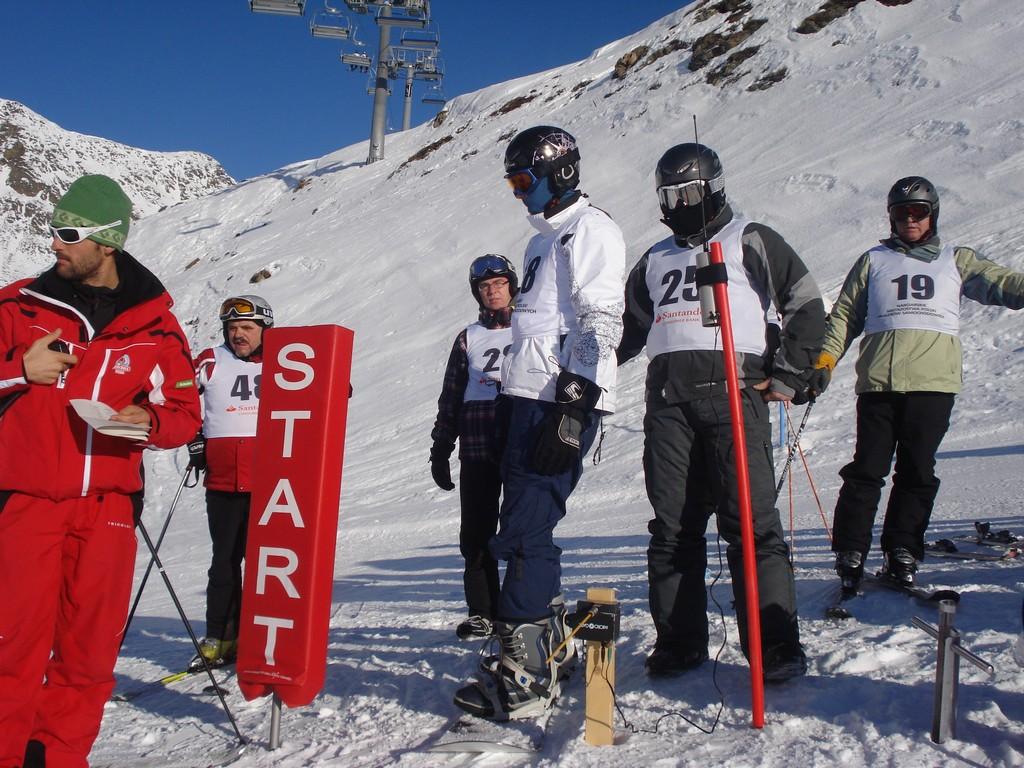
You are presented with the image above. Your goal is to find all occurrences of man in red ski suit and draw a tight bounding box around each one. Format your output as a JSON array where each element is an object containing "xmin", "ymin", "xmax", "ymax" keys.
[{"xmin": 0, "ymin": 175, "xmax": 201, "ymax": 768}]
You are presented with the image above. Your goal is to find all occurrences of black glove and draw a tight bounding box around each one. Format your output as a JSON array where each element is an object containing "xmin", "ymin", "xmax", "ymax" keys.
[
  {"xmin": 532, "ymin": 372, "xmax": 601, "ymax": 476},
  {"xmin": 187, "ymin": 434, "xmax": 207, "ymax": 471},
  {"xmin": 805, "ymin": 367, "xmax": 832, "ymax": 399},
  {"xmin": 429, "ymin": 443, "xmax": 455, "ymax": 491}
]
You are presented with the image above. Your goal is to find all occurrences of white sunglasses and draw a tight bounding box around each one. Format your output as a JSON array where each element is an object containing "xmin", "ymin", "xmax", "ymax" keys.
[
  {"xmin": 49, "ymin": 219, "xmax": 122, "ymax": 245},
  {"xmin": 657, "ymin": 176, "xmax": 726, "ymax": 211}
]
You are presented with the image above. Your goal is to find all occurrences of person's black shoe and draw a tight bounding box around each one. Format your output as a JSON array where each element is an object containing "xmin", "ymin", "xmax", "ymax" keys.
[
  {"xmin": 644, "ymin": 645, "xmax": 709, "ymax": 677},
  {"xmin": 834, "ymin": 550, "xmax": 865, "ymax": 591},
  {"xmin": 763, "ymin": 644, "xmax": 808, "ymax": 684},
  {"xmin": 879, "ymin": 547, "xmax": 918, "ymax": 586}
]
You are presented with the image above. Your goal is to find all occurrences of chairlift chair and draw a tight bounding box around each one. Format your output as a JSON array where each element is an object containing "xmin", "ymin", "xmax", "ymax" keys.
[
  {"xmin": 310, "ymin": 11, "xmax": 353, "ymax": 38},
  {"xmin": 341, "ymin": 51, "xmax": 373, "ymax": 72},
  {"xmin": 422, "ymin": 84, "xmax": 445, "ymax": 105},
  {"xmin": 249, "ymin": 0, "xmax": 306, "ymax": 15}
]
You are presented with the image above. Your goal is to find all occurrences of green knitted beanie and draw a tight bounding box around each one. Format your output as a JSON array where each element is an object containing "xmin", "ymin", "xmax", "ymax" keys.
[{"xmin": 51, "ymin": 175, "xmax": 132, "ymax": 250}]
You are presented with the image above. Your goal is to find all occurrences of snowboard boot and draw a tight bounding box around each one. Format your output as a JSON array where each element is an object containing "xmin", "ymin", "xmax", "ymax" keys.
[
  {"xmin": 188, "ymin": 636, "xmax": 237, "ymax": 672},
  {"xmin": 456, "ymin": 614, "xmax": 494, "ymax": 640},
  {"xmin": 454, "ymin": 618, "xmax": 560, "ymax": 720},
  {"xmin": 547, "ymin": 594, "xmax": 579, "ymax": 682},
  {"xmin": 834, "ymin": 550, "xmax": 865, "ymax": 592},
  {"xmin": 879, "ymin": 547, "xmax": 918, "ymax": 587}
]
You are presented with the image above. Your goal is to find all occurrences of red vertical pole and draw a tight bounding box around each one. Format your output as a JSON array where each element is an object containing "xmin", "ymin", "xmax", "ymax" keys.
[{"xmin": 708, "ymin": 241, "xmax": 765, "ymax": 728}]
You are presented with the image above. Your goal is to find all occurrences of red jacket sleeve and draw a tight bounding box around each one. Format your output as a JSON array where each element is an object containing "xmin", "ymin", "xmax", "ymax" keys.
[
  {"xmin": 0, "ymin": 283, "xmax": 31, "ymax": 399},
  {"xmin": 142, "ymin": 312, "xmax": 202, "ymax": 449}
]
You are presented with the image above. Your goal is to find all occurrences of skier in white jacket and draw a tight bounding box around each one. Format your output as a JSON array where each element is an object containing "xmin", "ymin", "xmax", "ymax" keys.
[{"xmin": 454, "ymin": 126, "xmax": 625, "ymax": 721}]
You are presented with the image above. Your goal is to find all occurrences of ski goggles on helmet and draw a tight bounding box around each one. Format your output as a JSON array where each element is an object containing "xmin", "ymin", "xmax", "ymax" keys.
[
  {"xmin": 470, "ymin": 254, "xmax": 512, "ymax": 281},
  {"xmin": 49, "ymin": 219, "xmax": 123, "ymax": 245},
  {"xmin": 656, "ymin": 176, "xmax": 725, "ymax": 211},
  {"xmin": 219, "ymin": 297, "xmax": 272, "ymax": 323},
  {"xmin": 505, "ymin": 168, "xmax": 540, "ymax": 197},
  {"xmin": 889, "ymin": 202, "xmax": 932, "ymax": 222}
]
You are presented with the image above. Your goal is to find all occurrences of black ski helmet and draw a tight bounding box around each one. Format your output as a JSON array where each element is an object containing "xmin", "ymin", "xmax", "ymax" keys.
[
  {"xmin": 655, "ymin": 143, "xmax": 727, "ymax": 239},
  {"xmin": 887, "ymin": 176, "xmax": 939, "ymax": 234},
  {"xmin": 655, "ymin": 143, "xmax": 726, "ymax": 216},
  {"xmin": 504, "ymin": 126, "xmax": 581, "ymax": 197},
  {"xmin": 469, "ymin": 254, "xmax": 518, "ymax": 307}
]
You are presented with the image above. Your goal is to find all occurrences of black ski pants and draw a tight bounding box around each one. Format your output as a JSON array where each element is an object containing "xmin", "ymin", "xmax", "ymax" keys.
[
  {"xmin": 458, "ymin": 459, "xmax": 502, "ymax": 619},
  {"xmin": 205, "ymin": 490, "xmax": 250, "ymax": 641},
  {"xmin": 644, "ymin": 390, "xmax": 799, "ymax": 658},
  {"xmin": 831, "ymin": 391, "xmax": 955, "ymax": 561}
]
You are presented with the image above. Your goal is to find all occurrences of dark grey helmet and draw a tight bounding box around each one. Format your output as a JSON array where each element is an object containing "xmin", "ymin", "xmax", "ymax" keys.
[
  {"xmin": 655, "ymin": 143, "xmax": 727, "ymax": 227},
  {"xmin": 887, "ymin": 176, "xmax": 939, "ymax": 233},
  {"xmin": 504, "ymin": 126, "xmax": 581, "ymax": 195}
]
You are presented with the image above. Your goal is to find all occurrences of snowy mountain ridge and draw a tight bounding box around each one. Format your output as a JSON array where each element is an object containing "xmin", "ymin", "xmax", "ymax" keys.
[
  {"xmin": 0, "ymin": 97, "xmax": 233, "ymax": 285},
  {"xmin": 22, "ymin": 0, "xmax": 1024, "ymax": 765}
]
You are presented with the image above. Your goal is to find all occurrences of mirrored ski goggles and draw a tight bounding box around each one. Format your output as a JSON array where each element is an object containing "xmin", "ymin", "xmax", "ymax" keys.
[
  {"xmin": 470, "ymin": 254, "xmax": 512, "ymax": 280},
  {"xmin": 49, "ymin": 219, "xmax": 123, "ymax": 245},
  {"xmin": 656, "ymin": 176, "xmax": 725, "ymax": 211},
  {"xmin": 505, "ymin": 168, "xmax": 539, "ymax": 197},
  {"xmin": 889, "ymin": 203, "xmax": 932, "ymax": 222},
  {"xmin": 219, "ymin": 298, "xmax": 268, "ymax": 322}
]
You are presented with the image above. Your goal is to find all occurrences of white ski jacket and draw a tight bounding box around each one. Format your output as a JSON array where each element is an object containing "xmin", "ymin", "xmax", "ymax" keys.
[{"xmin": 501, "ymin": 196, "xmax": 625, "ymax": 413}]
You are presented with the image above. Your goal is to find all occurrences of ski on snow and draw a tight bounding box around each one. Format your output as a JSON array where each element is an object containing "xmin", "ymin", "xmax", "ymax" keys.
[
  {"xmin": 93, "ymin": 742, "xmax": 247, "ymax": 768},
  {"xmin": 824, "ymin": 575, "xmax": 960, "ymax": 620},
  {"xmin": 112, "ymin": 661, "xmax": 234, "ymax": 702}
]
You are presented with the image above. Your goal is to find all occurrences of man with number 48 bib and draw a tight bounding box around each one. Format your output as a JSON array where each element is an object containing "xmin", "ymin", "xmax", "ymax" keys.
[
  {"xmin": 811, "ymin": 177, "xmax": 1024, "ymax": 593},
  {"xmin": 186, "ymin": 295, "xmax": 274, "ymax": 670}
]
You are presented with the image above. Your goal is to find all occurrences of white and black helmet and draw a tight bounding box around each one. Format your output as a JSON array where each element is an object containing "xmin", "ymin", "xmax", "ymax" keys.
[{"xmin": 219, "ymin": 295, "xmax": 274, "ymax": 327}]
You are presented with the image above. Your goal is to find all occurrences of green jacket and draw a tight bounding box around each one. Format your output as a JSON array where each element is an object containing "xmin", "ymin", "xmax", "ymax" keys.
[{"xmin": 823, "ymin": 238, "xmax": 1024, "ymax": 394}]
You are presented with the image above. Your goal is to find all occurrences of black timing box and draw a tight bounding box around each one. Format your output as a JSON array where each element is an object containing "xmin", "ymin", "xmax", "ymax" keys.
[{"xmin": 569, "ymin": 600, "xmax": 620, "ymax": 643}]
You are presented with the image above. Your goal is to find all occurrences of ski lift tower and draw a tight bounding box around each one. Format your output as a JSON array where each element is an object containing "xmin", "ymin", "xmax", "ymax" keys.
[
  {"xmin": 388, "ymin": 43, "xmax": 445, "ymax": 130},
  {"xmin": 344, "ymin": 0, "xmax": 431, "ymax": 163}
]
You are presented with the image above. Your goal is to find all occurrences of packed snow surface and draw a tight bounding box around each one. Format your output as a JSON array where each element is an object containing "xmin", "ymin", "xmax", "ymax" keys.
[{"xmin": 25, "ymin": 0, "xmax": 1023, "ymax": 764}]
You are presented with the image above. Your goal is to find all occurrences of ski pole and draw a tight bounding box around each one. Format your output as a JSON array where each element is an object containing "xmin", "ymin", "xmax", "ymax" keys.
[
  {"xmin": 120, "ymin": 464, "xmax": 199, "ymax": 651},
  {"xmin": 775, "ymin": 400, "xmax": 814, "ymax": 498},
  {"xmin": 134, "ymin": 518, "xmax": 246, "ymax": 745}
]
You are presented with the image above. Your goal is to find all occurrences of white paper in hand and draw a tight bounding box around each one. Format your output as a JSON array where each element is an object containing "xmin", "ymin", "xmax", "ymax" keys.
[{"xmin": 69, "ymin": 399, "xmax": 150, "ymax": 441}]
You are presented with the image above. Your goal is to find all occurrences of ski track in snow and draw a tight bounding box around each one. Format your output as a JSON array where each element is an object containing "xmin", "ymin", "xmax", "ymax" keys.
[{"xmin": 20, "ymin": 0, "xmax": 1024, "ymax": 764}]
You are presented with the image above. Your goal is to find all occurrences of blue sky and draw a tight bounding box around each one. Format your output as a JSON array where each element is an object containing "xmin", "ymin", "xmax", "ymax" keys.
[{"xmin": 1, "ymin": 1, "xmax": 687, "ymax": 180}]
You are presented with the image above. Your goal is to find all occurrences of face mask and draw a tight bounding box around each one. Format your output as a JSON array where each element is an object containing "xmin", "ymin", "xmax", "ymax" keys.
[
  {"xmin": 523, "ymin": 177, "xmax": 555, "ymax": 215},
  {"xmin": 661, "ymin": 206, "xmax": 709, "ymax": 239}
]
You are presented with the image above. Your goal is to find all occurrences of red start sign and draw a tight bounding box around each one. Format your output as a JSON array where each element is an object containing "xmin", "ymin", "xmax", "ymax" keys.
[{"xmin": 236, "ymin": 325, "xmax": 353, "ymax": 707}]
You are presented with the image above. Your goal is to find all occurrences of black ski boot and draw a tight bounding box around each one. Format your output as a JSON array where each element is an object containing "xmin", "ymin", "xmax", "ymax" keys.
[
  {"xmin": 454, "ymin": 618, "xmax": 559, "ymax": 720},
  {"xmin": 834, "ymin": 550, "xmax": 865, "ymax": 592},
  {"xmin": 879, "ymin": 547, "xmax": 918, "ymax": 586}
]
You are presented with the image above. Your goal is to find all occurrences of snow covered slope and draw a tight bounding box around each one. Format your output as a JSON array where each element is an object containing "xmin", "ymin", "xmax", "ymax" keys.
[
  {"xmin": 0, "ymin": 98, "xmax": 233, "ymax": 284},
  {"xmin": 51, "ymin": 0, "xmax": 1024, "ymax": 764}
]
